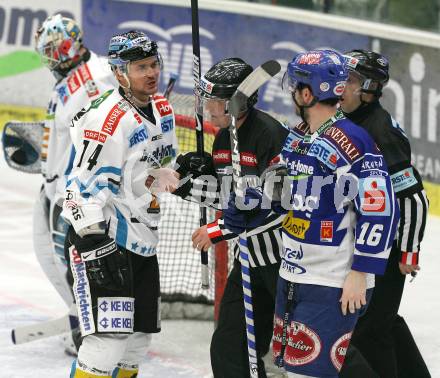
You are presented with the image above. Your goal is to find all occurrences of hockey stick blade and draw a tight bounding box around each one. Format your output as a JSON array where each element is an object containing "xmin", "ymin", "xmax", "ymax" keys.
[
  {"xmin": 229, "ymin": 60, "xmax": 281, "ymax": 118},
  {"xmin": 11, "ymin": 306, "xmax": 78, "ymax": 345}
]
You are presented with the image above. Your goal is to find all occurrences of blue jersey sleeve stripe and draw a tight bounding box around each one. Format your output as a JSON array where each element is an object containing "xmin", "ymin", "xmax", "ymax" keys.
[{"xmin": 351, "ymin": 254, "xmax": 388, "ymax": 275}]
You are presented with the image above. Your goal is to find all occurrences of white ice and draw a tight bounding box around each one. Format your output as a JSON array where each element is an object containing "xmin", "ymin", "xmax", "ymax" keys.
[{"xmin": 0, "ymin": 155, "xmax": 439, "ymax": 377}]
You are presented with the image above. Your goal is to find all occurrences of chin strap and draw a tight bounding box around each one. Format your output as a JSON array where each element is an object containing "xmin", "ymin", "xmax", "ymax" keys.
[{"xmin": 292, "ymin": 91, "xmax": 318, "ymax": 124}]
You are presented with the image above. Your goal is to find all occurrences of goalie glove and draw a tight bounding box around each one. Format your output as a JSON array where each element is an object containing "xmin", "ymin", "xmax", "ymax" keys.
[{"xmin": 72, "ymin": 233, "xmax": 130, "ymax": 291}]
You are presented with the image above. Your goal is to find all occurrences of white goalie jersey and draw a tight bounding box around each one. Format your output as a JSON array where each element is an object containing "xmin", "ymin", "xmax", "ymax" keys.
[
  {"xmin": 63, "ymin": 88, "xmax": 178, "ymax": 256},
  {"xmin": 42, "ymin": 52, "xmax": 116, "ymax": 202}
]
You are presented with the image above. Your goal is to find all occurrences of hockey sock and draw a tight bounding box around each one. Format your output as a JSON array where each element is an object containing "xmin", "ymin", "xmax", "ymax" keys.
[{"xmin": 70, "ymin": 359, "xmax": 112, "ymax": 378}]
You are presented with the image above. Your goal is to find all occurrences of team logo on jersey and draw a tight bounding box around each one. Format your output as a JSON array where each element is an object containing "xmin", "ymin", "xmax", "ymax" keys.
[
  {"xmin": 161, "ymin": 116, "xmax": 174, "ymax": 133},
  {"xmin": 320, "ymin": 221, "xmax": 333, "ymax": 242},
  {"xmin": 57, "ymin": 85, "xmax": 70, "ymax": 105},
  {"xmin": 282, "ymin": 211, "xmax": 310, "ymax": 239},
  {"xmin": 273, "ymin": 319, "xmax": 322, "ymax": 366},
  {"xmin": 128, "ymin": 126, "xmax": 148, "ymax": 148},
  {"xmin": 330, "ymin": 332, "xmax": 352, "ymax": 371},
  {"xmin": 359, "ymin": 177, "xmax": 390, "ymax": 216}
]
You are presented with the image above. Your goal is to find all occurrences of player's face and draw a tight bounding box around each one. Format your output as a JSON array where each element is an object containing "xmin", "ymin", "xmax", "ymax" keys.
[
  {"xmin": 127, "ymin": 56, "xmax": 161, "ymax": 98},
  {"xmin": 340, "ymin": 72, "xmax": 363, "ymax": 113},
  {"xmin": 205, "ymin": 99, "xmax": 231, "ymax": 129}
]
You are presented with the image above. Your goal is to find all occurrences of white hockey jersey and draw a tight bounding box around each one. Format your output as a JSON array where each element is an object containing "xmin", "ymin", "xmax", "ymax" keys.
[
  {"xmin": 63, "ymin": 88, "xmax": 178, "ymax": 256},
  {"xmin": 41, "ymin": 51, "xmax": 116, "ymax": 202}
]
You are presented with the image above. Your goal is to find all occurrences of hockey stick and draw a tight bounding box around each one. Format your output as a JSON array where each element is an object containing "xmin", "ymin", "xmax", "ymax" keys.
[
  {"xmin": 164, "ymin": 72, "xmax": 179, "ymax": 99},
  {"xmin": 191, "ymin": 0, "xmax": 209, "ymax": 290},
  {"xmin": 228, "ymin": 60, "xmax": 281, "ymax": 378},
  {"xmin": 11, "ymin": 304, "xmax": 78, "ymax": 345}
]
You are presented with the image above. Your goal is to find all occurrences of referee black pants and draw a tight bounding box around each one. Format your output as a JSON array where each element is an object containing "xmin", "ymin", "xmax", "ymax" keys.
[
  {"xmin": 340, "ymin": 243, "xmax": 430, "ymax": 378},
  {"xmin": 210, "ymin": 260, "xmax": 279, "ymax": 378}
]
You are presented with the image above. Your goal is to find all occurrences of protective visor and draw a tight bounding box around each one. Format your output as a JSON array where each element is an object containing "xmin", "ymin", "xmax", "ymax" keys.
[{"xmin": 195, "ymin": 87, "xmax": 230, "ymax": 121}]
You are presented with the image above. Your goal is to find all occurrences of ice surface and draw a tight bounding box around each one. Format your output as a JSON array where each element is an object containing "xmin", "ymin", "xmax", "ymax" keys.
[{"xmin": 0, "ymin": 155, "xmax": 438, "ymax": 377}]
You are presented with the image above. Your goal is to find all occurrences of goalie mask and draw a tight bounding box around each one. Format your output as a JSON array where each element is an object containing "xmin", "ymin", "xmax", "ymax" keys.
[
  {"xmin": 35, "ymin": 14, "xmax": 83, "ymax": 74},
  {"xmin": 196, "ymin": 57, "xmax": 258, "ymax": 123}
]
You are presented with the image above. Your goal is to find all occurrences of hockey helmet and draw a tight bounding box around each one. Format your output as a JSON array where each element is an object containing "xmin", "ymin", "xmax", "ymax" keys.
[
  {"xmin": 344, "ymin": 49, "xmax": 389, "ymax": 96},
  {"xmin": 108, "ymin": 30, "xmax": 162, "ymax": 73},
  {"xmin": 35, "ymin": 14, "xmax": 83, "ymax": 72},
  {"xmin": 196, "ymin": 57, "xmax": 258, "ymax": 116},
  {"xmin": 282, "ymin": 49, "xmax": 348, "ymax": 102}
]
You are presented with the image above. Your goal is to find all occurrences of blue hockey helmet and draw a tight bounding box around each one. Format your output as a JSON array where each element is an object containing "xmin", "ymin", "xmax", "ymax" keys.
[
  {"xmin": 283, "ymin": 49, "xmax": 348, "ymax": 102},
  {"xmin": 108, "ymin": 30, "xmax": 162, "ymax": 72}
]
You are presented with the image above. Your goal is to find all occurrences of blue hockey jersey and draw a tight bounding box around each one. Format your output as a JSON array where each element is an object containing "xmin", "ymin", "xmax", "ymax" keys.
[{"xmin": 279, "ymin": 110, "xmax": 399, "ymax": 288}]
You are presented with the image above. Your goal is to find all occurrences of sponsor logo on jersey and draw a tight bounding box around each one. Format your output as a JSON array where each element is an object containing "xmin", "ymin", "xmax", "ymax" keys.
[
  {"xmin": 155, "ymin": 99, "xmax": 173, "ymax": 117},
  {"xmin": 281, "ymin": 260, "xmax": 306, "ymax": 275},
  {"xmin": 290, "ymin": 194, "xmax": 319, "ymax": 213},
  {"xmin": 320, "ymin": 221, "xmax": 333, "ymax": 242},
  {"xmin": 57, "ymin": 85, "xmax": 70, "ymax": 105},
  {"xmin": 361, "ymin": 157, "xmax": 384, "ymax": 171},
  {"xmin": 309, "ymin": 140, "xmax": 338, "ymax": 169},
  {"xmin": 213, "ymin": 149, "xmax": 231, "ymax": 164},
  {"xmin": 70, "ymin": 247, "xmax": 94, "ymax": 336},
  {"xmin": 133, "ymin": 113, "xmax": 143, "ymax": 124},
  {"xmin": 273, "ymin": 319, "xmax": 321, "ymax": 366},
  {"xmin": 101, "ymin": 103, "xmax": 127, "ymax": 136},
  {"xmin": 390, "ymin": 167, "xmax": 417, "ymax": 193},
  {"xmin": 359, "ymin": 177, "xmax": 390, "ymax": 215},
  {"xmin": 284, "ymin": 245, "xmax": 304, "ymax": 260},
  {"xmin": 67, "ymin": 72, "xmax": 81, "ymax": 95},
  {"xmin": 288, "ymin": 160, "xmax": 314, "ymax": 176},
  {"xmin": 128, "ymin": 126, "xmax": 148, "ymax": 148},
  {"xmin": 240, "ymin": 152, "xmax": 258, "ymax": 167},
  {"xmin": 151, "ymin": 134, "xmax": 163, "ymax": 141},
  {"xmin": 330, "ymin": 332, "xmax": 352, "ymax": 371},
  {"xmin": 282, "ymin": 211, "xmax": 310, "ymax": 239},
  {"xmin": 84, "ymin": 129, "xmax": 107, "ymax": 143},
  {"xmin": 161, "ymin": 116, "xmax": 174, "ymax": 133},
  {"xmin": 97, "ymin": 297, "xmax": 134, "ymax": 333},
  {"xmin": 77, "ymin": 63, "xmax": 100, "ymax": 98},
  {"xmin": 324, "ymin": 127, "xmax": 360, "ymax": 161},
  {"xmin": 65, "ymin": 190, "xmax": 84, "ymax": 221}
]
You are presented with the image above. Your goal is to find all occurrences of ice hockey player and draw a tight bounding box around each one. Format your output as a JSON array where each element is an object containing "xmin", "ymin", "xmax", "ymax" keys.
[
  {"xmin": 223, "ymin": 49, "xmax": 399, "ymax": 377},
  {"xmin": 339, "ymin": 49, "xmax": 430, "ymax": 378},
  {"xmin": 8, "ymin": 14, "xmax": 116, "ymax": 354},
  {"xmin": 63, "ymin": 30, "xmax": 179, "ymax": 377},
  {"xmin": 174, "ymin": 57, "xmax": 289, "ymax": 377}
]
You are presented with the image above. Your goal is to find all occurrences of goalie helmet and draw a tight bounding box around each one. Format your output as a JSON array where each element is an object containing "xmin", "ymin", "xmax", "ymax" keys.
[
  {"xmin": 344, "ymin": 49, "xmax": 389, "ymax": 97},
  {"xmin": 35, "ymin": 14, "xmax": 83, "ymax": 73},
  {"xmin": 197, "ymin": 57, "xmax": 258, "ymax": 114},
  {"xmin": 108, "ymin": 30, "xmax": 162, "ymax": 73},
  {"xmin": 282, "ymin": 49, "xmax": 348, "ymax": 102}
]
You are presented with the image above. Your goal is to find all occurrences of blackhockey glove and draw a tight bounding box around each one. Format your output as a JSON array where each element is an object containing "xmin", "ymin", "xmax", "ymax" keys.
[
  {"xmin": 176, "ymin": 152, "xmax": 215, "ymax": 179},
  {"xmin": 73, "ymin": 233, "xmax": 130, "ymax": 291},
  {"xmin": 223, "ymin": 188, "xmax": 271, "ymax": 234}
]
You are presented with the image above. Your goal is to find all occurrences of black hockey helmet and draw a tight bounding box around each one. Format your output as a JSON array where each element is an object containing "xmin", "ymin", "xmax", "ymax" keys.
[
  {"xmin": 197, "ymin": 57, "xmax": 258, "ymax": 112},
  {"xmin": 344, "ymin": 49, "xmax": 389, "ymax": 97}
]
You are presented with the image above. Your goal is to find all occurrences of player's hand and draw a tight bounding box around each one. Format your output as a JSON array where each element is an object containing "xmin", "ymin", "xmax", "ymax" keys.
[
  {"xmin": 340, "ymin": 270, "xmax": 367, "ymax": 316},
  {"xmin": 399, "ymin": 262, "xmax": 420, "ymax": 276},
  {"xmin": 146, "ymin": 168, "xmax": 180, "ymax": 194},
  {"xmin": 192, "ymin": 225, "xmax": 213, "ymax": 251}
]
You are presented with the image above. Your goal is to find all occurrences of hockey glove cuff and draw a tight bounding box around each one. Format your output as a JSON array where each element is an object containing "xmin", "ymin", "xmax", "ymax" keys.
[{"xmin": 73, "ymin": 233, "xmax": 130, "ymax": 291}]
